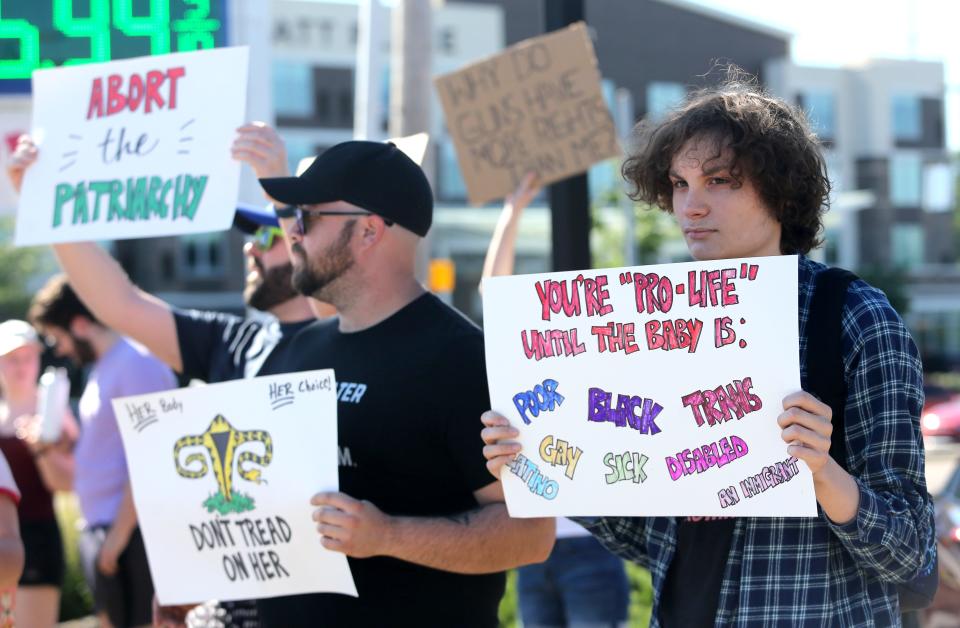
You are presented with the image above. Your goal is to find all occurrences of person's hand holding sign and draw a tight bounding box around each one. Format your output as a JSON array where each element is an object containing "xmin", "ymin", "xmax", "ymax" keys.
[
  {"xmin": 311, "ymin": 492, "xmax": 392, "ymax": 558},
  {"xmin": 779, "ymin": 390, "xmax": 860, "ymax": 524},
  {"xmin": 480, "ymin": 410, "xmax": 522, "ymax": 480},
  {"xmin": 231, "ymin": 121, "xmax": 289, "ymax": 205},
  {"xmin": 7, "ymin": 134, "xmax": 38, "ymax": 194},
  {"xmin": 778, "ymin": 391, "xmax": 834, "ymax": 474}
]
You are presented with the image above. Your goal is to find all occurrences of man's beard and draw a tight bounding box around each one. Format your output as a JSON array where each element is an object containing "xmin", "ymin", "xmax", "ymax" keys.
[
  {"xmin": 245, "ymin": 261, "xmax": 298, "ymax": 312},
  {"xmin": 68, "ymin": 333, "xmax": 97, "ymax": 367},
  {"xmin": 291, "ymin": 219, "xmax": 357, "ymax": 302}
]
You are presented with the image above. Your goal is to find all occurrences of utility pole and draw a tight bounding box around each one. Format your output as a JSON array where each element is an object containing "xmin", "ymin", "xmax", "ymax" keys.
[
  {"xmin": 354, "ymin": 0, "xmax": 386, "ymax": 141},
  {"xmin": 390, "ymin": 0, "xmax": 434, "ymax": 281},
  {"xmin": 389, "ymin": 0, "xmax": 433, "ymax": 182},
  {"xmin": 544, "ymin": 0, "xmax": 591, "ymax": 272}
]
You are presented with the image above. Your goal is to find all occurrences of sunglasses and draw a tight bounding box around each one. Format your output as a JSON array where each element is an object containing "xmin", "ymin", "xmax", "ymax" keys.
[
  {"xmin": 276, "ymin": 205, "xmax": 393, "ymax": 236},
  {"xmin": 251, "ymin": 226, "xmax": 285, "ymax": 251}
]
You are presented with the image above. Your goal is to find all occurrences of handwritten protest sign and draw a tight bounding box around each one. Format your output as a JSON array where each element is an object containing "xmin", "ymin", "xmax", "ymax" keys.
[
  {"xmin": 483, "ymin": 256, "xmax": 816, "ymax": 517},
  {"xmin": 113, "ymin": 369, "xmax": 357, "ymax": 604},
  {"xmin": 15, "ymin": 47, "xmax": 248, "ymax": 246},
  {"xmin": 434, "ymin": 22, "xmax": 619, "ymax": 205}
]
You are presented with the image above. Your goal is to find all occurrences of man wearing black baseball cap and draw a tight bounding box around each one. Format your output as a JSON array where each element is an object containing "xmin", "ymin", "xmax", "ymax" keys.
[{"xmin": 256, "ymin": 140, "xmax": 554, "ymax": 628}]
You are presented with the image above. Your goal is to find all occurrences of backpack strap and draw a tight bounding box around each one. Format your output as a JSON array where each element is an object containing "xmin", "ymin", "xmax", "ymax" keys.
[{"xmin": 804, "ymin": 267, "xmax": 858, "ymax": 471}]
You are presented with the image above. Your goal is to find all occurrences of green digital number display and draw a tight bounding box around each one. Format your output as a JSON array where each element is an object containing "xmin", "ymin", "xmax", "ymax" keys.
[{"xmin": 0, "ymin": 0, "xmax": 226, "ymax": 84}]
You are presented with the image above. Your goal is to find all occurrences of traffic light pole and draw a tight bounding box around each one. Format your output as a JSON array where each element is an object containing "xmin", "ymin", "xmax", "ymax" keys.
[{"xmin": 544, "ymin": 0, "xmax": 591, "ymax": 272}]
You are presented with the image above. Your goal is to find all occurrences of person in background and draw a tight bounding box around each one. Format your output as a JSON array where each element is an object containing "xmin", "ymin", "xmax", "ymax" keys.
[
  {"xmin": 481, "ymin": 174, "xmax": 630, "ymax": 628},
  {"xmin": 28, "ymin": 277, "xmax": 177, "ymax": 628},
  {"xmin": 0, "ymin": 450, "xmax": 25, "ymax": 626},
  {"xmin": 0, "ymin": 319, "xmax": 77, "ymax": 628}
]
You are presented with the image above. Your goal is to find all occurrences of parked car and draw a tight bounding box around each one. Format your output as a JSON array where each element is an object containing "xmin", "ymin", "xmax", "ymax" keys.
[{"xmin": 922, "ymin": 397, "xmax": 960, "ymax": 441}]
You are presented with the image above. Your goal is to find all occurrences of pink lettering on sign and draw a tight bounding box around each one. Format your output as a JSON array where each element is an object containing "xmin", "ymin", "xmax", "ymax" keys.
[
  {"xmin": 618, "ymin": 271, "xmax": 674, "ymax": 315},
  {"xmin": 87, "ymin": 67, "xmax": 187, "ymax": 119},
  {"xmin": 644, "ymin": 318, "xmax": 703, "ymax": 353},
  {"xmin": 534, "ymin": 274, "xmax": 614, "ymax": 322},
  {"xmin": 520, "ymin": 329, "xmax": 586, "ymax": 361},
  {"xmin": 590, "ymin": 322, "xmax": 639, "ymax": 354},
  {"xmin": 665, "ymin": 435, "xmax": 749, "ymax": 481},
  {"xmin": 680, "ymin": 378, "xmax": 763, "ymax": 427}
]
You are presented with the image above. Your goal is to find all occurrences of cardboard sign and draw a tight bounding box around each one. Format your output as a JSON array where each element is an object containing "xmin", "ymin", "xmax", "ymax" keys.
[
  {"xmin": 15, "ymin": 47, "xmax": 249, "ymax": 246},
  {"xmin": 113, "ymin": 370, "xmax": 357, "ymax": 604},
  {"xmin": 434, "ymin": 22, "xmax": 619, "ymax": 205},
  {"xmin": 483, "ymin": 256, "xmax": 817, "ymax": 517}
]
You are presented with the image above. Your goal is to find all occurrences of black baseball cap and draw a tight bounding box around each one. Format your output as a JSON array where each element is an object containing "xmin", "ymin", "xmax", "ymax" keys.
[
  {"xmin": 258, "ymin": 141, "xmax": 433, "ymax": 237},
  {"xmin": 233, "ymin": 203, "xmax": 279, "ymax": 234}
]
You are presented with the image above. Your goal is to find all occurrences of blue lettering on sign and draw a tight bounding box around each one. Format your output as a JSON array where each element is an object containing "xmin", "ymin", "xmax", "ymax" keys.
[
  {"xmin": 512, "ymin": 378, "xmax": 564, "ymax": 425},
  {"xmin": 507, "ymin": 454, "xmax": 559, "ymax": 500}
]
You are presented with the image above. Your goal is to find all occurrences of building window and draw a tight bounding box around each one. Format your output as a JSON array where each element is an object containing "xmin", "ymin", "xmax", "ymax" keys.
[
  {"xmin": 891, "ymin": 223, "xmax": 924, "ymax": 268},
  {"xmin": 798, "ymin": 90, "xmax": 836, "ymax": 143},
  {"xmin": 437, "ymin": 139, "xmax": 468, "ymax": 202},
  {"xmin": 339, "ymin": 91, "xmax": 354, "ymax": 126},
  {"xmin": 646, "ymin": 82, "xmax": 686, "ymax": 120},
  {"xmin": 923, "ymin": 162, "xmax": 954, "ymax": 213},
  {"xmin": 272, "ymin": 62, "xmax": 313, "ymax": 118},
  {"xmin": 892, "ymin": 94, "xmax": 922, "ymax": 143},
  {"xmin": 179, "ymin": 233, "xmax": 227, "ymax": 279},
  {"xmin": 889, "ymin": 154, "xmax": 922, "ymax": 207}
]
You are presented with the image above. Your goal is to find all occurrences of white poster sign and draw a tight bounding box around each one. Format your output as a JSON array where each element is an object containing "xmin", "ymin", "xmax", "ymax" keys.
[
  {"xmin": 113, "ymin": 369, "xmax": 357, "ymax": 604},
  {"xmin": 16, "ymin": 47, "xmax": 249, "ymax": 246},
  {"xmin": 483, "ymin": 256, "xmax": 816, "ymax": 517}
]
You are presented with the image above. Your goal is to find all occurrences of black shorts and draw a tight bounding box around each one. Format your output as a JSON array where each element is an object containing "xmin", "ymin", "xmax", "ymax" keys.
[
  {"xmin": 78, "ymin": 525, "xmax": 154, "ymax": 628},
  {"xmin": 19, "ymin": 519, "xmax": 65, "ymax": 587}
]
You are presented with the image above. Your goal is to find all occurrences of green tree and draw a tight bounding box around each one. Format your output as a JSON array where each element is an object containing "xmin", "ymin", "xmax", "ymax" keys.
[
  {"xmin": 0, "ymin": 216, "xmax": 56, "ymax": 320},
  {"xmin": 856, "ymin": 265, "xmax": 910, "ymax": 317}
]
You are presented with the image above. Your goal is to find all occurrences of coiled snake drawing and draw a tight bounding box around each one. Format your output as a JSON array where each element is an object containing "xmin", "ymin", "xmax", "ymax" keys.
[{"xmin": 173, "ymin": 415, "xmax": 272, "ymax": 514}]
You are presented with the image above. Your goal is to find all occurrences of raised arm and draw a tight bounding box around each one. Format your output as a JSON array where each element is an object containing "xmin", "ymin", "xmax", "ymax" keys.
[
  {"xmin": 9, "ymin": 135, "xmax": 183, "ymax": 370},
  {"xmin": 480, "ymin": 173, "xmax": 541, "ymax": 285}
]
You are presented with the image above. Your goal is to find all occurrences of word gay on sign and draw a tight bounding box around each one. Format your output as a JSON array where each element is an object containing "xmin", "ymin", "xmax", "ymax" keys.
[
  {"xmin": 483, "ymin": 255, "xmax": 817, "ymax": 517},
  {"xmin": 15, "ymin": 46, "xmax": 248, "ymax": 246},
  {"xmin": 434, "ymin": 22, "xmax": 619, "ymax": 205}
]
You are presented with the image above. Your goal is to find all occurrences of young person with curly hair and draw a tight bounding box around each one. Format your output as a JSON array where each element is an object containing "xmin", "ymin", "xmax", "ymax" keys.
[{"xmin": 482, "ymin": 73, "xmax": 933, "ymax": 627}]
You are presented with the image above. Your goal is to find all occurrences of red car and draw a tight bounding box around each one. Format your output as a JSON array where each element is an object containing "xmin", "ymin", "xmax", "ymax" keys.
[{"xmin": 922, "ymin": 397, "xmax": 960, "ymax": 440}]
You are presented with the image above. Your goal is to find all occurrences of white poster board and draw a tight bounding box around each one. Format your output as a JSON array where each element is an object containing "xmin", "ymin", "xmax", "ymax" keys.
[
  {"xmin": 113, "ymin": 369, "xmax": 357, "ymax": 604},
  {"xmin": 483, "ymin": 256, "xmax": 816, "ymax": 517},
  {"xmin": 16, "ymin": 47, "xmax": 249, "ymax": 245}
]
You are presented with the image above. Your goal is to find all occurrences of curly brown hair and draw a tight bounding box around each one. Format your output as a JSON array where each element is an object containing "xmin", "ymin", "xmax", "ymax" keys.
[{"xmin": 622, "ymin": 73, "xmax": 830, "ymax": 255}]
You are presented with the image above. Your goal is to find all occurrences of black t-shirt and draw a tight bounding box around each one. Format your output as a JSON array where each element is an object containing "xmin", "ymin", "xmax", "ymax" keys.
[
  {"xmin": 660, "ymin": 517, "xmax": 735, "ymax": 628},
  {"xmin": 256, "ymin": 293, "xmax": 504, "ymax": 628},
  {"xmin": 174, "ymin": 309, "xmax": 313, "ymax": 383}
]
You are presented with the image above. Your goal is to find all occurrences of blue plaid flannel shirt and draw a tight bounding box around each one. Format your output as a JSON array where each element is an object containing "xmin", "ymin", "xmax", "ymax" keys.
[{"xmin": 576, "ymin": 256, "xmax": 933, "ymax": 627}]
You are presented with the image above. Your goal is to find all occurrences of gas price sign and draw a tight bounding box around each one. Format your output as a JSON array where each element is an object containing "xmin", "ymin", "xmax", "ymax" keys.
[{"xmin": 0, "ymin": 0, "xmax": 227, "ymax": 91}]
